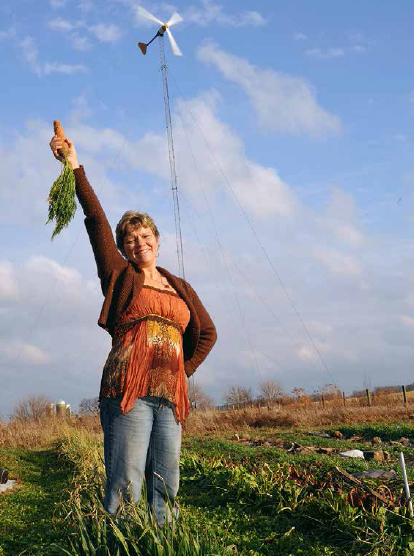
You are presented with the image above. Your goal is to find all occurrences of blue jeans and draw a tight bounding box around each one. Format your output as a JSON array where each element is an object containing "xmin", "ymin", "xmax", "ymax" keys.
[{"xmin": 99, "ymin": 396, "xmax": 181, "ymax": 524}]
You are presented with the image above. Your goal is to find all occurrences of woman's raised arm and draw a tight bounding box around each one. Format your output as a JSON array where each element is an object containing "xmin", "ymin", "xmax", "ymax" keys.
[{"xmin": 49, "ymin": 135, "xmax": 125, "ymax": 287}]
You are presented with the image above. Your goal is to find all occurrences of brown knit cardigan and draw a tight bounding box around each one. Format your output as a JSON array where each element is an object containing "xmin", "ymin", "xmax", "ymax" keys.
[{"xmin": 74, "ymin": 166, "xmax": 217, "ymax": 377}]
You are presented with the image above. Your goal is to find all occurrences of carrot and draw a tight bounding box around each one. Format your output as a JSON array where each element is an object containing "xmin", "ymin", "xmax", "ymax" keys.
[
  {"xmin": 47, "ymin": 119, "xmax": 76, "ymax": 239},
  {"xmin": 53, "ymin": 119, "xmax": 65, "ymax": 139},
  {"xmin": 53, "ymin": 119, "xmax": 69, "ymax": 157}
]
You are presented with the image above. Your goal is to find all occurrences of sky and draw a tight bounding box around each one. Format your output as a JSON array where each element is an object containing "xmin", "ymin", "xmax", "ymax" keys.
[{"xmin": 1, "ymin": 0, "xmax": 414, "ymax": 417}]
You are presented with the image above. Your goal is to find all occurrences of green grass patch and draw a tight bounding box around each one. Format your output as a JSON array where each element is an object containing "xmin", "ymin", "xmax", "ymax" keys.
[
  {"xmin": 0, "ymin": 447, "xmax": 72, "ymax": 556},
  {"xmin": 1, "ymin": 423, "xmax": 414, "ymax": 555},
  {"xmin": 179, "ymin": 440, "xmax": 414, "ymax": 555}
]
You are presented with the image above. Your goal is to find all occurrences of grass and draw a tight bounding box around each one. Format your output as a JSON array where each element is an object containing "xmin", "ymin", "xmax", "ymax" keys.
[
  {"xmin": 183, "ymin": 403, "xmax": 414, "ymax": 433},
  {"xmin": 0, "ymin": 415, "xmax": 101, "ymax": 449},
  {"xmin": 53, "ymin": 429, "xmax": 413, "ymax": 555},
  {"xmin": 0, "ymin": 413, "xmax": 413, "ymax": 555},
  {"xmin": 0, "ymin": 447, "xmax": 73, "ymax": 555}
]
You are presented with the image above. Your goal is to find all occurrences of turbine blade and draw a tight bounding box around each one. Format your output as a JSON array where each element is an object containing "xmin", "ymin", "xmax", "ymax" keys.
[
  {"xmin": 167, "ymin": 12, "xmax": 183, "ymax": 27},
  {"xmin": 137, "ymin": 6, "xmax": 163, "ymax": 26},
  {"xmin": 166, "ymin": 28, "xmax": 182, "ymax": 56}
]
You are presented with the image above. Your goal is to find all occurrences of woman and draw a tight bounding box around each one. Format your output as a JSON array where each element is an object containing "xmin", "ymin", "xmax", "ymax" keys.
[{"xmin": 49, "ymin": 135, "xmax": 217, "ymax": 523}]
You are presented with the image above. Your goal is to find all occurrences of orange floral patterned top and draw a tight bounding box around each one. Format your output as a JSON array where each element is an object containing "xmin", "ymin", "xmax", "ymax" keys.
[{"xmin": 99, "ymin": 285, "xmax": 191, "ymax": 422}]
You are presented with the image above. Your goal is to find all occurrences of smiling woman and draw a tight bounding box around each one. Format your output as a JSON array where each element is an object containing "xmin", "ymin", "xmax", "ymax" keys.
[
  {"xmin": 115, "ymin": 212, "xmax": 160, "ymax": 271},
  {"xmin": 48, "ymin": 133, "xmax": 217, "ymax": 524}
]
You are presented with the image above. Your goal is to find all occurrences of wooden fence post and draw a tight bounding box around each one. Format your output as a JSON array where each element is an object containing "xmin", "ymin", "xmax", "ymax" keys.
[
  {"xmin": 342, "ymin": 391, "xmax": 346, "ymax": 407},
  {"xmin": 402, "ymin": 386, "xmax": 407, "ymax": 407},
  {"xmin": 321, "ymin": 395, "xmax": 325, "ymax": 409},
  {"xmin": 366, "ymin": 389, "xmax": 372, "ymax": 407}
]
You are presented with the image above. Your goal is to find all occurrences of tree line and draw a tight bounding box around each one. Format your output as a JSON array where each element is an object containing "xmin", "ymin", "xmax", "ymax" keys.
[{"xmin": 4, "ymin": 378, "xmax": 413, "ymax": 421}]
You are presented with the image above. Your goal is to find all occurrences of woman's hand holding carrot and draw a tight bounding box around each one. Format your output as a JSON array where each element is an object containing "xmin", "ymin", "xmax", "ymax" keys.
[{"xmin": 49, "ymin": 136, "xmax": 80, "ymax": 170}]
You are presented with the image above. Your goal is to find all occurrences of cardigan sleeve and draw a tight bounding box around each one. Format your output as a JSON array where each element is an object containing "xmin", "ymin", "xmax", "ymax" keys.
[
  {"xmin": 183, "ymin": 282, "xmax": 217, "ymax": 377},
  {"xmin": 74, "ymin": 166, "xmax": 124, "ymax": 288}
]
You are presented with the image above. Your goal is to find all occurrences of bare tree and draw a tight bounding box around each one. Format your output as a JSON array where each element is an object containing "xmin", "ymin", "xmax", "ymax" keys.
[
  {"xmin": 188, "ymin": 382, "xmax": 214, "ymax": 410},
  {"xmin": 406, "ymin": 382, "xmax": 414, "ymax": 392},
  {"xmin": 351, "ymin": 389, "xmax": 365, "ymax": 398},
  {"xmin": 260, "ymin": 379, "xmax": 282, "ymax": 405},
  {"xmin": 292, "ymin": 387, "xmax": 305, "ymax": 399},
  {"xmin": 11, "ymin": 395, "xmax": 53, "ymax": 422},
  {"xmin": 320, "ymin": 383, "xmax": 341, "ymax": 400},
  {"xmin": 291, "ymin": 387, "xmax": 309, "ymax": 405},
  {"xmin": 224, "ymin": 386, "xmax": 253, "ymax": 407},
  {"xmin": 79, "ymin": 397, "xmax": 100, "ymax": 416}
]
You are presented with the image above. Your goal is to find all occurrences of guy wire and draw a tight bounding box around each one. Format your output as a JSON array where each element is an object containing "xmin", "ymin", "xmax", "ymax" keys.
[
  {"xmin": 169, "ymin": 71, "xmax": 338, "ymax": 388},
  {"xmin": 178, "ymin": 188, "xmax": 291, "ymax": 376},
  {"xmin": 174, "ymin": 100, "xmax": 321, "ymax": 380},
  {"xmin": 173, "ymin": 106, "xmax": 264, "ymax": 380}
]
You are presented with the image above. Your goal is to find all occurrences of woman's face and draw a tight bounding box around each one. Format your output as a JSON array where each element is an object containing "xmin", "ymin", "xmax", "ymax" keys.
[{"xmin": 123, "ymin": 225, "xmax": 159, "ymax": 267}]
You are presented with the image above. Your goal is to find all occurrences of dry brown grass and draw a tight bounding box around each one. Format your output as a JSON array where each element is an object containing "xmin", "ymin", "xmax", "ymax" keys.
[
  {"xmin": 0, "ymin": 415, "xmax": 102, "ymax": 449},
  {"xmin": 183, "ymin": 401, "xmax": 414, "ymax": 434},
  {"xmin": 2, "ymin": 394, "xmax": 413, "ymax": 448}
]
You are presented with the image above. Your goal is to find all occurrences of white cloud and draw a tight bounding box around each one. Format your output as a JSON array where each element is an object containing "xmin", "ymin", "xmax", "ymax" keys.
[
  {"xmin": 70, "ymin": 34, "xmax": 93, "ymax": 51},
  {"xmin": 305, "ymin": 47, "xmax": 345, "ymax": 59},
  {"xmin": 0, "ymin": 341, "xmax": 52, "ymax": 365},
  {"xmin": 48, "ymin": 19, "xmax": 122, "ymax": 46},
  {"xmin": 25, "ymin": 256, "xmax": 83, "ymax": 286},
  {"xmin": 169, "ymin": 93, "xmax": 297, "ymax": 218},
  {"xmin": 324, "ymin": 188, "xmax": 365, "ymax": 247},
  {"xmin": 50, "ymin": 0, "xmax": 68, "ymax": 8},
  {"xmin": 327, "ymin": 188, "xmax": 359, "ymax": 222},
  {"xmin": 230, "ymin": 162, "xmax": 295, "ymax": 218},
  {"xmin": 0, "ymin": 262, "xmax": 19, "ymax": 301},
  {"xmin": 297, "ymin": 344, "xmax": 317, "ymax": 362},
  {"xmin": 48, "ymin": 18, "xmax": 80, "ymax": 32},
  {"xmin": 43, "ymin": 62, "xmax": 88, "ymax": 75},
  {"xmin": 89, "ymin": 23, "xmax": 122, "ymax": 43},
  {"xmin": 331, "ymin": 223, "xmax": 364, "ymax": 247},
  {"xmin": 21, "ymin": 344, "xmax": 52, "ymax": 365},
  {"xmin": 308, "ymin": 320, "xmax": 333, "ymax": 337},
  {"xmin": 19, "ymin": 35, "xmax": 87, "ymax": 76},
  {"xmin": 313, "ymin": 247, "xmax": 362, "ymax": 277},
  {"xmin": 305, "ymin": 45, "xmax": 365, "ymax": 59},
  {"xmin": 197, "ymin": 43, "xmax": 341, "ymax": 137},
  {"xmin": 297, "ymin": 341, "xmax": 356, "ymax": 366},
  {"xmin": 351, "ymin": 45, "xmax": 365, "ymax": 53},
  {"xmin": 19, "ymin": 36, "xmax": 41, "ymax": 76},
  {"xmin": 400, "ymin": 315, "xmax": 414, "ymax": 327},
  {"xmin": 0, "ymin": 27, "xmax": 16, "ymax": 40},
  {"xmin": 293, "ymin": 33, "xmax": 306, "ymax": 41},
  {"xmin": 78, "ymin": 0, "xmax": 94, "ymax": 12},
  {"xmin": 71, "ymin": 93, "xmax": 94, "ymax": 122}
]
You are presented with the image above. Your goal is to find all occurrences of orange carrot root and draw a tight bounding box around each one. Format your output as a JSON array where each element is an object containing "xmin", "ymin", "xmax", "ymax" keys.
[{"xmin": 53, "ymin": 120, "xmax": 69, "ymax": 156}]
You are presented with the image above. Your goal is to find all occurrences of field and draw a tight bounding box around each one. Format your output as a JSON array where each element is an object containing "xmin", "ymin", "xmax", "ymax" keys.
[{"xmin": 0, "ymin": 404, "xmax": 414, "ymax": 555}]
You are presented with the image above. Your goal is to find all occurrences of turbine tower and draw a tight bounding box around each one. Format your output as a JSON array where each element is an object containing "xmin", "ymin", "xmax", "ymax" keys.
[{"xmin": 137, "ymin": 7, "xmax": 185, "ymax": 279}]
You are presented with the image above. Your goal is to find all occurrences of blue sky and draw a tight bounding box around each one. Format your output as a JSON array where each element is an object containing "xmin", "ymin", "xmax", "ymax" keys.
[{"xmin": 1, "ymin": 0, "xmax": 414, "ymax": 417}]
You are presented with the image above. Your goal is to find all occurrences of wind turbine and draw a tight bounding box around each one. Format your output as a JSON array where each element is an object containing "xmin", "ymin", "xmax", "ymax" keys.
[
  {"xmin": 137, "ymin": 6, "xmax": 183, "ymax": 57},
  {"xmin": 137, "ymin": 6, "xmax": 185, "ymax": 279}
]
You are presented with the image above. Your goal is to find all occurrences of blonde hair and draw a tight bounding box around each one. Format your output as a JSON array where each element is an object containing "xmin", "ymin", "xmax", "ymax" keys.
[{"xmin": 116, "ymin": 211, "xmax": 160, "ymax": 256}]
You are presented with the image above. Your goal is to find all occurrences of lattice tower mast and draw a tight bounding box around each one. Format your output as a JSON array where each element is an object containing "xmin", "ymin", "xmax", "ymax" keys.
[{"xmin": 159, "ymin": 36, "xmax": 185, "ymax": 279}]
